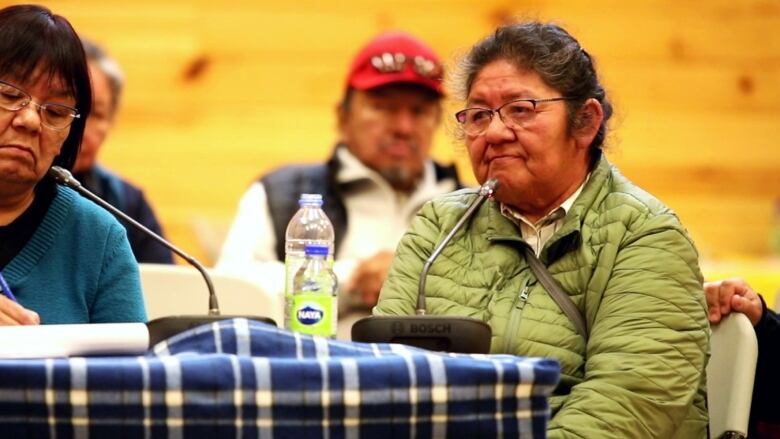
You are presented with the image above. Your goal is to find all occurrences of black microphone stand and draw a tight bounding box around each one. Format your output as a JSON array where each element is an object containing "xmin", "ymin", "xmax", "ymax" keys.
[{"xmin": 48, "ymin": 167, "xmax": 275, "ymax": 346}]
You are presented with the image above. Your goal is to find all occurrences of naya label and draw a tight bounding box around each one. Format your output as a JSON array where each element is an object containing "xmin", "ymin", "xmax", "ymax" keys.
[
  {"xmin": 289, "ymin": 294, "xmax": 336, "ymax": 337},
  {"xmin": 296, "ymin": 303, "xmax": 324, "ymax": 325}
]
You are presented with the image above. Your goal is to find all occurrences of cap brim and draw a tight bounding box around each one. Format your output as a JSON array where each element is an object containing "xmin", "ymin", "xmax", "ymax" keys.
[{"xmin": 349, "ymin": 72, "xmax": 444, "ymax": 96}]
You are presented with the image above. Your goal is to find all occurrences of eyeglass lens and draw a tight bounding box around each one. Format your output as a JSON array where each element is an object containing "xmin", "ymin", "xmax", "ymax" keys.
[
  {"xmin": 0, "ymin": 81, "xmax": 78, "ymax": 130},
  {"xmin": 457, "ymin": 100, "xmax": 537, "ymax": 135}
]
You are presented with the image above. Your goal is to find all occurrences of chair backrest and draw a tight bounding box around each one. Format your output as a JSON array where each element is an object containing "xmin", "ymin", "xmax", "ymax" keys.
[
  {"xmin": 139, "ymin": 263, "xmax": 282, "ymax": 325},
  {"xmin": 707, "ymin": 313, "xmax": 758, "ymax": 439}
]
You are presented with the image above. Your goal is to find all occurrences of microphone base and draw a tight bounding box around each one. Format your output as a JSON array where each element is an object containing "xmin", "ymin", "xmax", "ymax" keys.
[
  {"xmin": 351, "ymin": 315, "xmax": 491, "ymax": 354},
  {"xmin": 146, "ymin": 315, "xmax": 276, "ymax": 347}
]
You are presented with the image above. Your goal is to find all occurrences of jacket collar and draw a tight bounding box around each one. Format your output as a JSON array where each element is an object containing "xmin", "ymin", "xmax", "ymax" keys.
[{"xmin": 485, "ymin": 155, "xmax": 613, "ymax": 264}]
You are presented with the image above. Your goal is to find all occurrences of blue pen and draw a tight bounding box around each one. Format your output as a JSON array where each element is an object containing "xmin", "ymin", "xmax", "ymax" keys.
[{"xmin": 0, "ymin": 271, "xmax": 18, "ymax": 303}]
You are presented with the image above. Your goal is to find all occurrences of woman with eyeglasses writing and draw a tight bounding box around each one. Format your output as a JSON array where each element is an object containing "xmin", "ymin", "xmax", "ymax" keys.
[
  {"xmin": 375, "ymin": 22, "xmax": 708, "ymax": 437},
  {"xmin": 0, "ymin": 5, "xmax": 146, "ymax": 325}
]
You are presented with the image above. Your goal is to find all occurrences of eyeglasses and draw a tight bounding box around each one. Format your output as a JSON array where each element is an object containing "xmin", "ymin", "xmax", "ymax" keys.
[
  {"xmin": 455, "ymin": 97, "xmax": 576, "ymax": 136},
  {"xmin": 0, "ymin": 80, "xmax": 80, "ymax": 131}
]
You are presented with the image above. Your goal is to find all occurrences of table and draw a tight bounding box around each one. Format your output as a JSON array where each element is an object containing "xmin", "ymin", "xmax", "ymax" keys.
[{"xmin": 0, "ymin": 318, "xmax": 560, "ymax": 438}]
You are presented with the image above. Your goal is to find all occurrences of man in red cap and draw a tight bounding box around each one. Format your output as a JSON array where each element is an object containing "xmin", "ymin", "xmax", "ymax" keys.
[{"xmin": 218, "ymin": 32, "xmax": 461, "ymax": 336}]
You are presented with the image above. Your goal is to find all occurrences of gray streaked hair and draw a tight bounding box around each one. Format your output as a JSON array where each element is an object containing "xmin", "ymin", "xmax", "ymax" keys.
[
  {"xmin": 450, "ymin": 21, "xmax": 613, "ymax": 164},
  {"xmin": 81, "ymin": 38, "xmax": 124, "ymax": 117}
]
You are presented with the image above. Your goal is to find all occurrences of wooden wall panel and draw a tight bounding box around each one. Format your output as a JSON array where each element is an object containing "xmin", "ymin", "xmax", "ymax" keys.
[{"xmin": 6, "ymin": 0, "xmax": 777, "ymax": 273}]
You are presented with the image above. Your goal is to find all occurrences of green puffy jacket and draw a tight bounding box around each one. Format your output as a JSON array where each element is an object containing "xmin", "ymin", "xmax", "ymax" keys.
[{"xmin": 375, "ymin": 157, "xmax": 709, "ymax": 438}]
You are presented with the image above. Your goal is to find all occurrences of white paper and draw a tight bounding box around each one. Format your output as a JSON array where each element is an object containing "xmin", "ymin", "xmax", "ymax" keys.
[{"xmin": 0, "ymin": 323, "xmax": 149, "ymax": 358}]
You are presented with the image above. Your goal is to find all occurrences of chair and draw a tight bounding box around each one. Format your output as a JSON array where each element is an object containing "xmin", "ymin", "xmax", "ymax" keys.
[
  {"xmin": 139, "ymin": 263, "xmax": 282, "ymax": 325},
  {"xmin": 707, "ymin": 313, "xmax": 758, "ymax": 439}
]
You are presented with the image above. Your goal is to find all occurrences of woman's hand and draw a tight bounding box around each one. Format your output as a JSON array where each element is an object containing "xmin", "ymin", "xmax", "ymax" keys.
[
  {"xmin": 704, "ymin": 278, "xmax": 764, "ymax": 326},
  {"xmin": 0, "ymin": 296, "xmax": 40, "ymax": 325}
]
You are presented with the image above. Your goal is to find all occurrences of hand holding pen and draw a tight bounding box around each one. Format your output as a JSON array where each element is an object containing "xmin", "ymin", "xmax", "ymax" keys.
[{"xmin": 0, "ymin": 272, "xmax": 40, "ymax": 326}]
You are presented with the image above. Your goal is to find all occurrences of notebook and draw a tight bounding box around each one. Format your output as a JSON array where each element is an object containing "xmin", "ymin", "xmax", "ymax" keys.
[{"xmin": 0, "ymin": 323, "xmax": 149, "ymax": 358}]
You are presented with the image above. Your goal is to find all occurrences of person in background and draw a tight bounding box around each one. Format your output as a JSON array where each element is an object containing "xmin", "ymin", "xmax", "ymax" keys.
[
  {"xmin": 218, "ymin": 32, "xmax": 461, "ymax": 334},
  {"xmin": 375, "ymin": 21, "xmax": 709, "ymax": 437},
  {"xmin": 73, "ymin": 39, "xmax": 173, "ymax": 264},
  {"xmin": 706, "ymin": 278, "xmax": 780, "ymax": 438},
  {"xmin": 0, "ymin": 4, "xmax": 146, "ymax": 325}
]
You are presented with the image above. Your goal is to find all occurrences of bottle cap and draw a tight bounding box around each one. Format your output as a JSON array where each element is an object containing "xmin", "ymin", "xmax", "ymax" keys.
[
  {"xmin": 299, "ymin": 193, "xmax": 323, "ymax": 207},
  {"xmin": 304, "ymin": 244, "xmax": 330, "ymax": 256}
]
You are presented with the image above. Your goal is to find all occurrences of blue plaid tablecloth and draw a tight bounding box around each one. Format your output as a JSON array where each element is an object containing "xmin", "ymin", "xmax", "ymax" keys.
[{"xmin": 0, "ymin": 318, "xmax": 559, "ymax": 438}]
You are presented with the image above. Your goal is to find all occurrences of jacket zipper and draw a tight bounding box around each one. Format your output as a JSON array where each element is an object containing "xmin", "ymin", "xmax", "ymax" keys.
[{"xmin": 502, "ymin": 281, "xmax": 530, "ymax": 353}]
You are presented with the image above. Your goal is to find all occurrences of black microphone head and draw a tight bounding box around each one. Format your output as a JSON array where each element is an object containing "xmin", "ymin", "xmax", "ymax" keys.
[{"xmin": 48, "ymin": 166, "xmax": 80, "ymax": 188}]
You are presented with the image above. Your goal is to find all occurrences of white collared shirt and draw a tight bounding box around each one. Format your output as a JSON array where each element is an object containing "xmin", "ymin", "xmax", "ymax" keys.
[
  {"xmin": 500, "ymin": 176, "xmax": 589, "ymax": 256},
  {"xmin": 216, "ymin": 147, "xmax": 458, "ymax": 297},
  {"xmin": 333, "ymin": 147, "xmax": 455, "ymax": 264}
]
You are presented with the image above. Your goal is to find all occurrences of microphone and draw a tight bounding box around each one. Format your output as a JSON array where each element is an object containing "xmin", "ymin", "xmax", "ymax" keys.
[
  {"xmin": 351, "ymin": 179, "xmax": 499, "ymax": 353},
  {"xmin": 48, "ymin": 166, "xmax": 275, "ymax": 345}
]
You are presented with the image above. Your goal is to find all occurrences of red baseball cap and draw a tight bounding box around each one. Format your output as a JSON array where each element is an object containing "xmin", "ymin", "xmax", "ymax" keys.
[{"xmin": 345, "ymin": 31, "xmax": 444, "ymax": 96}]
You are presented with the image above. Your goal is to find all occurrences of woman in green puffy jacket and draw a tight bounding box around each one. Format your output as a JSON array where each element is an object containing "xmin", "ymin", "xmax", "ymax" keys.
[{"xmin": 375, "ymin": 21, "xmax": 710, "ymax": 438}]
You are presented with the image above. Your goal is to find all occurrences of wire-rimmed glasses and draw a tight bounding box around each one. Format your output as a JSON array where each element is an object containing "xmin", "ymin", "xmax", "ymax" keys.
[
  {"xmin": 455, "ymin": 97, "xmax": 576, "ymax": 136},
  {"xmin": 0, "ymin": 80, "xmax": 80, "ymax": 131}
]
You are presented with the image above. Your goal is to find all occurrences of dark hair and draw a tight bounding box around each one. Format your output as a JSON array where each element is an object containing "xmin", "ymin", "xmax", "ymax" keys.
[
  {"xmin": 453, "ymin": 21, "xmax": 613, "ymax": 164},
  {"xmin": 0, "ymin": 4, "xmax": 92, "ymax": 171},
  {"xmin": 339, "ymin": 87, "xmax": 357, "ymax": 112},
  {"xmin": 82, "ymin": 38, "xmax": 124, "ymax": 117}
]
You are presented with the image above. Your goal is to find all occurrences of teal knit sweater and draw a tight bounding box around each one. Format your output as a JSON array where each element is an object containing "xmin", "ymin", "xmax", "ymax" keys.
[{"xmin": 3, "ymin": 185, "xmax": 147, "ymax": 324}]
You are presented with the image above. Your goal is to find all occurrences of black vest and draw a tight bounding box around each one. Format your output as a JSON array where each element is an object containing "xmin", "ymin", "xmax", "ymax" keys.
[{"xmin": 261, "ymin": 147, "xmax": 462, "ymax": 260}]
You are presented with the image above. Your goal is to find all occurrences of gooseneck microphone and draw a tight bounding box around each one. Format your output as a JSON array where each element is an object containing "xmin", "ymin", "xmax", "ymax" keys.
[
  {"xmin": 352, "ymin": 179, "xmax": 499, "ymax": 353},
  {"xmin": 416, "ymin": 178, "xmax": 498, "ymax": 315},
  {"xmin": 48, "ymin": 166, "xmax": 275, "ymax": 345},
  {"xmin": 48, "ymin": 166, "xmax": 220, "ymax": 315}
]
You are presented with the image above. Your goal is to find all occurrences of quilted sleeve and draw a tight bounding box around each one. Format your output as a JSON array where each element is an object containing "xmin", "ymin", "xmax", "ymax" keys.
[{"xmin": 548, "ymin": 214, "xmax": 710, "ymax": 438}]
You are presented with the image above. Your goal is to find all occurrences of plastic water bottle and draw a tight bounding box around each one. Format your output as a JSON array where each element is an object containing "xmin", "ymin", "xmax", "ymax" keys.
[
  {"xmin": 283, "ymin": 194, "xmax": 335, "ymax": 330},
  {"xmin": 287, "ymin": 244, "xmax": 338, "ymax": 337}
]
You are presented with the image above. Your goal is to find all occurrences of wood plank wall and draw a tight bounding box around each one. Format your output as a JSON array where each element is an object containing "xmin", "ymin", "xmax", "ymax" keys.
[{"xmin": 12, "ymin": 0, "xmax": 780, "ymax": 265}]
